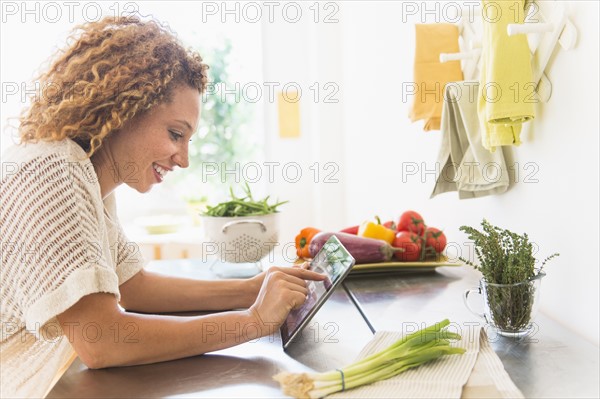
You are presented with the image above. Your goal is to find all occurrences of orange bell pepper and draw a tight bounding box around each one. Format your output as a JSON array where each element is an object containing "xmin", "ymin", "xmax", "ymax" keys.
[{"xmin": 295, "ymin": 227, "xmax": 321, "ymax": 258}]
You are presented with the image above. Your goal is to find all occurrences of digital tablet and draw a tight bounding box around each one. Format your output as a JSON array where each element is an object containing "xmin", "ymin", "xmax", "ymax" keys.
[{"xmin": 281, "ymin": 235, "xmax": 355, "ymax": 350}]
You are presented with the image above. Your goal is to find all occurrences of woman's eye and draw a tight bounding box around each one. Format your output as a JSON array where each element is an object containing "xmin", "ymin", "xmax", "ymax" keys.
[{"xmin": 169, "ymin": 130, "xmax": 183, "ymax": 141}]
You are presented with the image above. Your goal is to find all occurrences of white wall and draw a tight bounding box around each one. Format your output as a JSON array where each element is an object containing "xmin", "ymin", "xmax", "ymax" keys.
[
  {"xmin": 260, "ymin": 3, "xmax": 348, "ymax": 250},
  {"xmin": 263, "ymin": 1, "xmax": 599, "ymax": 344}
]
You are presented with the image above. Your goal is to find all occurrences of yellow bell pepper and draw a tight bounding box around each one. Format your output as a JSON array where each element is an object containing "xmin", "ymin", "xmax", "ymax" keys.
[{"xmin": 358, "ymin": 216, "xmax": 396, "ymax": 244}]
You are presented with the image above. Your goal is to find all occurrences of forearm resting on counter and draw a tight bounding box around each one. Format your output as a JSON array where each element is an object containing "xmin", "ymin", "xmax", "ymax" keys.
[
  {"xmin": 118, "ymin": 269, "xmax": 259, "ymax": 313},
  {"xmin": 56, "ymin": 293, "xmax": 268, "ymax": 369}
]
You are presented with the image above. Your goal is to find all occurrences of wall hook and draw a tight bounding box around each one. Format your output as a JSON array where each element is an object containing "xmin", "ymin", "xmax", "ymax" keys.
[
  {"xmin": 507, "ymin": 22, "xmax": 553, "ymax": 36},
  {"xmin": 439, "ymin": 49, "xmax": 481, "ymax": 64}
]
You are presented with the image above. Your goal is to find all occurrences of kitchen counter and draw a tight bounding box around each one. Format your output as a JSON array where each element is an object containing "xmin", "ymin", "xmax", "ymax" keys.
[
  {"xmin": 48, "ymin": 260, "xmax": 599, "ymax": 398},
  {"xmin": 344, "ymin": 267, "xmax": 600, "ymax": 398}
]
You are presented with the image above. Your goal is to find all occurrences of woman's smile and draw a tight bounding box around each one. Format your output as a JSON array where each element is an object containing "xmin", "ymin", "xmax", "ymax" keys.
[{"xmin": 152, "ymin": 163, "xmax": 171, "ymax": 183}]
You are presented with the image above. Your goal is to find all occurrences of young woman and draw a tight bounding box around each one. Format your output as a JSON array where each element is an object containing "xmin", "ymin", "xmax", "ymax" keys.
[{"xmin": 0, "ymin": 16, "xmax": 323, "ymax": 398}]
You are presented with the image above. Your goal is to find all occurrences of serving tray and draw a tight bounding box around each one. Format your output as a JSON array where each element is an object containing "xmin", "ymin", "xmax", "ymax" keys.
[{"xmin": 349, "ymin": 254, "xmax": 462, "ymax": 275}]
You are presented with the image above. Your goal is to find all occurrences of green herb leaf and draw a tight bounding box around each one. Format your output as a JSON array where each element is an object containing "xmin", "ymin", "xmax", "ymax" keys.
[{"xmin": 458, "ymin": 219, "xmax": 559, "ymax": 284}]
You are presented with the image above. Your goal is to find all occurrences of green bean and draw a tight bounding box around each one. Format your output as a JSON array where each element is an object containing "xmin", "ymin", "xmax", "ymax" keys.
[{"xmin": 202, "ymin": 183, "xmax": 288, "ymax": 217}]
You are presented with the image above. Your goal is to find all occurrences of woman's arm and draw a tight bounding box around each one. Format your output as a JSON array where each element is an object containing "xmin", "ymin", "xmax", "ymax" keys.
[
  {"xmin": 57, "ymin": 267, "xmax": 325, "ymax": 369},
  {"xmin": 118, "ymin": 269, "xmax": 264, "ymax": 313}
]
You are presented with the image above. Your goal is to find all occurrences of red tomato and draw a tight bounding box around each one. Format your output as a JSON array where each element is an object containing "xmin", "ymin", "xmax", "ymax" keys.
[
  {"xmin": 393, "ymin": 231, "xmax": 422, "ymax": 261},
  {"xmin": 396, "ymin": 211, "xmax": 425, "ymax": 236},
  {"xmin": 425, "ymin": 227, "xmax": 447, "ymax": 253}
]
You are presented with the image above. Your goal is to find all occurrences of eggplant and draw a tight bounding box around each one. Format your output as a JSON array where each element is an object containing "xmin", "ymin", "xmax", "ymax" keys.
[{"xmin": 308, "ymin": 232, "xmax": 400, "ymax": 264}]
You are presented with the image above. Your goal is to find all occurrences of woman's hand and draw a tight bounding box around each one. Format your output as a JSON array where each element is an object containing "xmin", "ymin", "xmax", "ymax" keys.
[
  {"xmin": 248, "ymin": 266, "xmax": 325, "ymax": 337},
  {"xmin": 244, "ymin": 262, "xmax": 310, "ymax": 307}
]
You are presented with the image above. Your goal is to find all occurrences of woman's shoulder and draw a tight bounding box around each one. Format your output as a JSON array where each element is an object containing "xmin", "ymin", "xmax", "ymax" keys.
[
  {"xmin": 1, "ymin": 139, "xmax": 98, "ymax": 190},
  {"xmin": 2, "ymin": 138, "xmax": 87, "ymax": 163}
]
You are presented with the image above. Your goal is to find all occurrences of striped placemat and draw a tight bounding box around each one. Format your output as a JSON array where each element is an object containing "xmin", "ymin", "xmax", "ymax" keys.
[{"xmin": 328, "ymin": 326, "xmax": 522, "ymax": 399}]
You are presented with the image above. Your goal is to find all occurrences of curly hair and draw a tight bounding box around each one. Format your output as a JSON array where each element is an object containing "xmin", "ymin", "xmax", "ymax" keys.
[{"xmin": 18, "ymin": 15, "xmax": 209, "ymax": 156}]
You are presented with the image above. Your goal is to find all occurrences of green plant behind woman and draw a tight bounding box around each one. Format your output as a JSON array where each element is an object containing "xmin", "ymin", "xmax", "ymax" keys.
[{"xmin": 170, "ymin": 39, "xmax": 258, "ymax": 205}]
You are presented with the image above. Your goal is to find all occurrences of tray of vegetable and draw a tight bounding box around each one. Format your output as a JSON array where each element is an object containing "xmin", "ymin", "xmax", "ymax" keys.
[
  {"xmin": 295, "ymin": 210, "xmax": 462, "ymax": 274},
  {"xmin": 349, "ymin": 255, "xmax": 461, "ymax": 274}
]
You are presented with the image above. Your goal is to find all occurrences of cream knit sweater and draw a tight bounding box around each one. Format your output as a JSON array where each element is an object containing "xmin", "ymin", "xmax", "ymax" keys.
[{"xmin": 1, "ymin": 139, "xmax": 145, "ymax": 398}]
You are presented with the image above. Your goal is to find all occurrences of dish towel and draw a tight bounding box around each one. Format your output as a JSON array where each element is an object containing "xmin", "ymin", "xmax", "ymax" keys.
[
  {"xmin": 328, "ymin": 326, "xmax": 523, "ymax": 399},
  {"xmin": 409, "ymin": 24, "xmax": 464, "ymax": 131},
  {"xmin": 431, "ymin": 81, "xmax": 514, "ymax": 199},
  {"xmin": 478, "ymin": 0, "xmax": 535, "ymax": 151}
]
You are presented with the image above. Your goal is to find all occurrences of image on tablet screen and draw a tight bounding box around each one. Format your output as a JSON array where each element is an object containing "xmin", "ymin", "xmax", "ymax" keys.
[{"xmin": 282, "ymin": 238, "xmax": 354, "ymax": 338}]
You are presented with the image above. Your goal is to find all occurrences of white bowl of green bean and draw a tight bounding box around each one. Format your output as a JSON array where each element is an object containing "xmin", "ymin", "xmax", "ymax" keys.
[
  {"xmin": 200, "ymin": 213, "xmax": 281, "ymax": 263},
  {"xmin": 200, "ymin": 184, "xmax": 287, "ymax": 263}
]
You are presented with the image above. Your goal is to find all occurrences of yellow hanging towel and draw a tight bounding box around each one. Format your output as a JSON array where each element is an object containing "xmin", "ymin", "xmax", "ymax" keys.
[
  {"xmin": 478, "ymin": 0, "xmax": 535, "ymax": 151},
  {"xmin": 409, "ymin": 24, "xmax": 463, "ymax": 131}
]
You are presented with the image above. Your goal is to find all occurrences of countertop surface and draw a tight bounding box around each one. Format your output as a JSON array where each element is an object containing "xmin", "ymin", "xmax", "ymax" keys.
[{"xmin": 48, "ymin": 259, "xmax": 600, "ymax": 398}]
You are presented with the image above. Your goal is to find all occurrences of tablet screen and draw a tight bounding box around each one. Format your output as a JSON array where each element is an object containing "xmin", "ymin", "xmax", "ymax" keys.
[{"xmin": 280, "ymin": 235, "xmax": 355, "ymax": 349}]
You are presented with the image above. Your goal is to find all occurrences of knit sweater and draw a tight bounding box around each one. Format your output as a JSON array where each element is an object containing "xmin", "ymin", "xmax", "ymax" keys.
[{"xmin": 1, "ymin": 139, "xmax": 145, "ymax": 398}]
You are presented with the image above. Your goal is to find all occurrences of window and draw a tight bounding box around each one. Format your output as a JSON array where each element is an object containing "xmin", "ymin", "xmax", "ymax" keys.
[
  {"xmin": 117, "ymin": 2, "xmax": 264, "ymax": 222},
  {"xmin": 114, "ymin": 6, "xmax": 266, "ymax": 258},
  {"xmin": 114, "ymin": 3, "xmax": 265, "ymax": 232}
]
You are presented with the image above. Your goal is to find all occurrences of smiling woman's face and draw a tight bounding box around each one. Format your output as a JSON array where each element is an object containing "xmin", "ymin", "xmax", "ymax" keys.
[{"xmin": 103, "ymin": 85, "xmax": 201, "ymax": 194}]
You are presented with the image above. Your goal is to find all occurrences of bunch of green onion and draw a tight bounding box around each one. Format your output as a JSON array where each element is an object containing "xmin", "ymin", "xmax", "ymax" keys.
[{"xmin": 273, "ymin": 319, "xmax": 465, "ymax": 399}]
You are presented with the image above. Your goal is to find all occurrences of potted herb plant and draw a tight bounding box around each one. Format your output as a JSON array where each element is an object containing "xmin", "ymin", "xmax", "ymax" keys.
[{"xmin": 460, "ymin": 219, "xmax": 559, "ymax": 337}]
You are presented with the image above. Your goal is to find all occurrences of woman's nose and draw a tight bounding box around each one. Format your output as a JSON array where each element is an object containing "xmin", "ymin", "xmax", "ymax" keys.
[{"xmin": 172, "ymin": 145, "xmax": 189, "ymax": 169}]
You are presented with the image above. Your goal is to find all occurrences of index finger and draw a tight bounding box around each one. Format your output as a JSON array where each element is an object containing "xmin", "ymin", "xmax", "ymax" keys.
[{"xmin": 292, "ymin": 261, "xmax": 310, "ymax": 270}]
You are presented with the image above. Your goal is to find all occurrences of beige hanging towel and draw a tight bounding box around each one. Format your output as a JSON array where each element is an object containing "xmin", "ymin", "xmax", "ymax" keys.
[
  {"xmin": 478, "ymin": 0, "xmax": 535, "ymax": 151},
  {"xmin": 409, "ymin": 24, "xmax": 464, "ymax": 131},
  {"xmin": 432, "ymin": 81, "xmax": 514, "ymax": 199}
]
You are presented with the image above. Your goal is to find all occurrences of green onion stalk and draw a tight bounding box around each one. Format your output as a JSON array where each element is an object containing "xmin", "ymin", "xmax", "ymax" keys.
[{"xmin": 273, "ymin": 319, "xmax": 465, "ymax": 399}]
